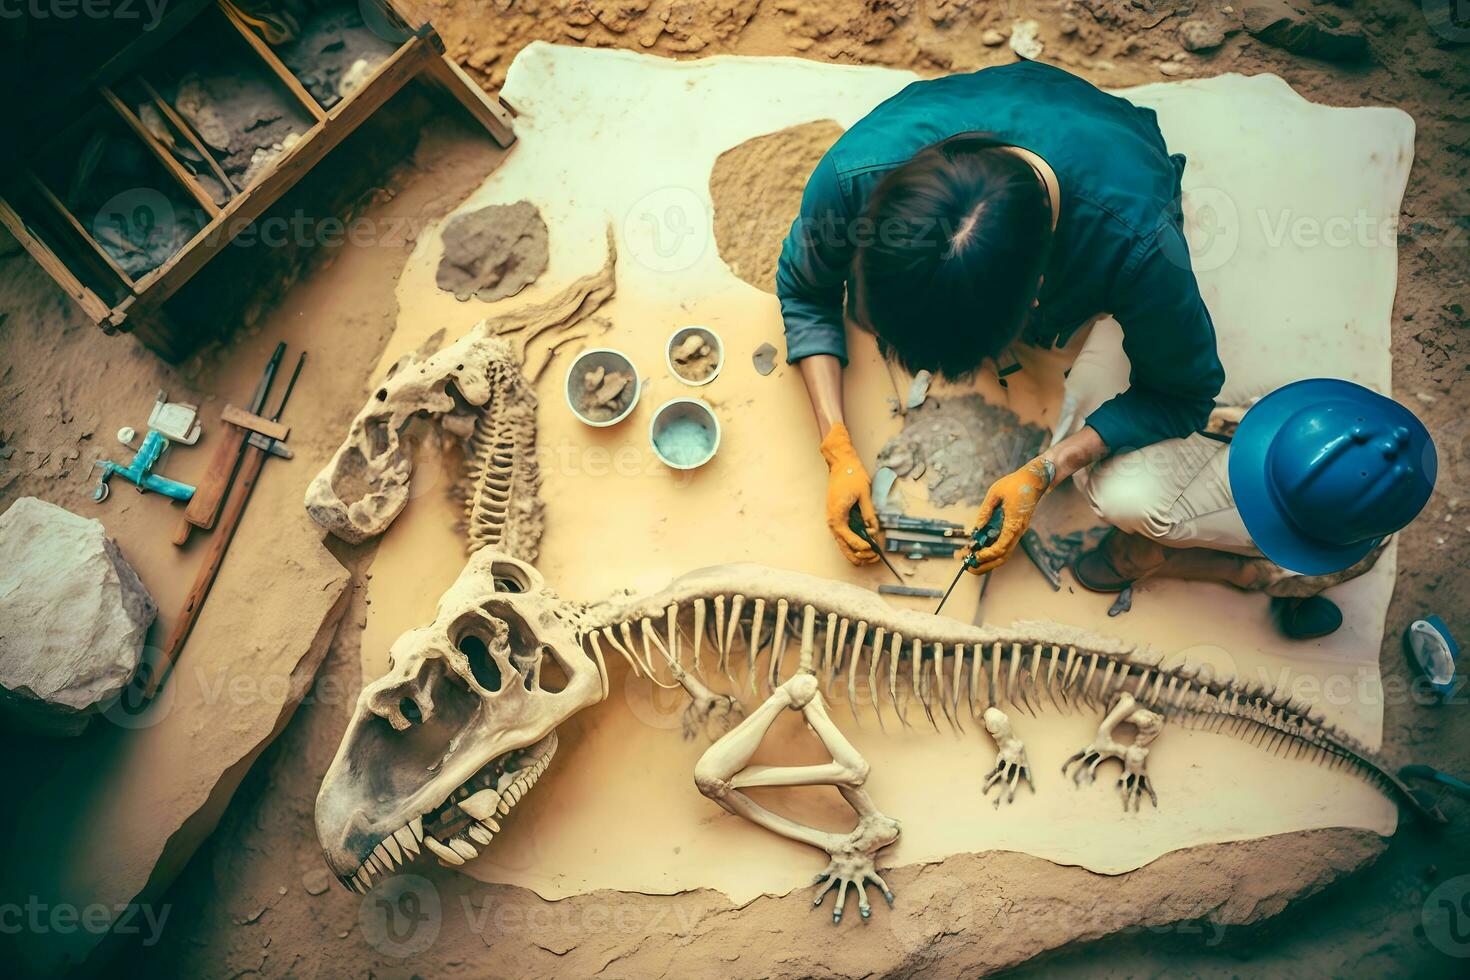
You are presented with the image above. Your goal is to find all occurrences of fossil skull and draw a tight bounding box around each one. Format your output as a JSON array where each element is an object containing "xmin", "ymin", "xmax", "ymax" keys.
[
  {"xmin": 305, "ymin": 327, "xmax": 521, "ymax": 545},
  {"xmin": 315, "ymin": 551, "xmax": 603, "ymax": 890}
]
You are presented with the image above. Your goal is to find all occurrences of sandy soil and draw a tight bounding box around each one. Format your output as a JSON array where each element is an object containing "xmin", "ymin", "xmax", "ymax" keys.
[{"xmin": 1, "ymin": 0, "xmax": 1465, "ymax": 976}]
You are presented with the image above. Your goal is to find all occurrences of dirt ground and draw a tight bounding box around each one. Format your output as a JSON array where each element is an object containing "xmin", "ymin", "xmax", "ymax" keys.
[{"xmin": 2, "ymin": 0, "xmax": 1466, "ymax": 976}]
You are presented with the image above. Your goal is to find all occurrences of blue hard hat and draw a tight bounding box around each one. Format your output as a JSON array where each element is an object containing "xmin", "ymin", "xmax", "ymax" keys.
[{"xmin": 1228, "ymin": 378, "xmax": 1436, "ymax": 576}]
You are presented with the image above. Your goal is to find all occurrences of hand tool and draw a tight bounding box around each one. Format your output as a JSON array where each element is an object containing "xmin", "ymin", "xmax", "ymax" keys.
[
  {"xmin": 934, "ymin": 506, "xmax": 1005, "ymax": 616},
  {"xmin": 878, "ymin": 513, "xmax": 973, "ymax": 560},
  {"xmin": 878, "ymin": 584, "xmax": 944, "ymax": 599},
  {"xmin": 145, "ymin": 351, "xmax": 304, "ymax": 699},
  {"xmin": 174, "ymin": 343, "xmax": 285, "ymax": 546},
  {"xmin": 849, "ymin": 505, "xmax": 905, "ymax": 585},
  {"xmin": 877, "ymin": 512, "xmax": 968, "ymax": 536},
  {"xmin": 92, "ymin": 392, "xmax": 202, "ymax": 503},
  {"xmin": 1400, "ymin": 764, "xmax": 1470, "ymax": 801},
  {"xmin": 92, "ymin": 429, "xmax": 197, "ymax": 503},
  {"xmin": 1020, "ymin": 529, "xmax": 1062, "ymax": 591}
]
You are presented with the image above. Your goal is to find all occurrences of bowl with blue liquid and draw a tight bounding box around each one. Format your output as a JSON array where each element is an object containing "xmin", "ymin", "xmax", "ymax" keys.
[{"xmin": 649, "ymin": 397, "xmax": 720, "ymax": 470}]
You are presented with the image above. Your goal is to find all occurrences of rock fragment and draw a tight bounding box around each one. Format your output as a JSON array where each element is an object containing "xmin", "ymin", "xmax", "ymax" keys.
[
  {"xmin": 1179, "ymin": 18, "xmax": 1227, "ymax": 52},
  {"xmin": 0, "ymin": 497, "xmax": 155, "ymax": 736}
]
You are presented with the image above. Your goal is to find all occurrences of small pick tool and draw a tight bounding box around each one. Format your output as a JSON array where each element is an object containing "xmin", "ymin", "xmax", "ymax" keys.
[
  {"xmin": 849, "ymin": 505, "xmax": 905, "ymax": 585},
  {"xmin": 934, "ymin": 506, "xmax": 1005, "ymax": 616}
]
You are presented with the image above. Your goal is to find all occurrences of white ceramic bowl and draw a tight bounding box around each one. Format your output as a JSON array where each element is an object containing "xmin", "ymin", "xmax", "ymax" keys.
[
  {"xmin": 565, "ymin": 348, "xmax": 640, "ymax": 427},
  {"xmin": 665, "ymin": 326, "xmax": 724, "ymax": 387},
  {"xmin": 648, "ymin": 397, "xmax": 720, "ymax": 470}
]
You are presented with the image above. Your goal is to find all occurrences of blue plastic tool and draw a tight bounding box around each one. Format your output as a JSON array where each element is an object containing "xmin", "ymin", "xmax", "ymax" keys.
[{"xmin": 93, "ymin": 429, "xmax": 196, "ymax": 503}]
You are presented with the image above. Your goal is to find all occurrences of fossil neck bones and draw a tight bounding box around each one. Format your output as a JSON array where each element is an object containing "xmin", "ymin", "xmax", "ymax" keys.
[
  {"xmin": 305, "ymin": 231, "xmax": 616, "ymax": 557},
  {"xmin": 316, "ymin": 553, "xmax": 1442, "ymax": 911}
]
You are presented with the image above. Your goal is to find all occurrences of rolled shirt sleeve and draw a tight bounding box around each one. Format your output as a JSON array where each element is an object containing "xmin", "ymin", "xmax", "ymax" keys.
[
  {"xmin": 776, "ymin": 155, "xmax": 856, "ymax": 365},
  {"xmin": 1086, "ymin": 222, "xmax": 1226, "ymax": 452}
]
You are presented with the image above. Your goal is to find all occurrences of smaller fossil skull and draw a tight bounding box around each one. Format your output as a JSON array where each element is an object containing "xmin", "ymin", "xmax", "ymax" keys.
[
  {"xmin": 315, "ymin": 551, "xmax": 602, "ymax": 890},
  {"xmin": 306, "ymin": 326, "xmax": 516, "ymax": 544}
]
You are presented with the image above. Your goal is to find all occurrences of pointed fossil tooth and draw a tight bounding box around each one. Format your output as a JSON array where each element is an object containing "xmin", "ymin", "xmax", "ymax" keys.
[
  {"xmin": 461, "ymin": 788, "xmax": 502, "ymax": 820},
  {"xmin": 366, "ymin": 854, "xmax": 383, "ymax": 875},
  {"xmin": 425, "ymin": 837, "xmax": 464, "ymax": 866},
  {"xmin": 355, "ymin": 867, "xmax": 373, "ymax": 890},
  {"xmin": 498, "ymin": 799, "xmax": 511, "ymax": 815},
  {"xmin": 382, "ymin": 835, "xmax": 403, "ymax": 864},
  {"xmin": 374, "ymin": 843, "xmax": 396, "ymax": 869},
  {"xmin": 449, "ymin": 837, "xmax": 479, "ymax": 860},
  {"xmin": 411, "ymin": 816, "xmax": 424, "ymax": 842},
  {"xmin": 481, "ymin": 816, "xmax": 502, "ymax": 833},
  {"xmin": 395, "ymin": 826, "xmax": 420, "ymax": 856},
  {"xmin": 468, "ymin": 825, "xmax": 493, "ymax": 845}
]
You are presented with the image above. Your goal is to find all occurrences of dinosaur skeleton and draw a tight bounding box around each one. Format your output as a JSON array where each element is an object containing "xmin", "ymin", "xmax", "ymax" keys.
[
  {"xmin": 314, "ymin": 552, "xmax": 1442, "ymax": 921},
  {"xmin": 309, "ymin": 227, "xmax": 1438, "ymax": 926}
]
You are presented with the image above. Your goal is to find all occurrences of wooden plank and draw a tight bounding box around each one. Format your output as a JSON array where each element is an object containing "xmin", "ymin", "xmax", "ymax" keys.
[
  {"xmin": 218, "ymin": 1, "xmax": 328, "ymax": 122},
  {"xmin": 138, "ymin": 77, "xmax": 239, "ymax": 198},
  {"xmin": 327, "ymin": 30, "xmax": 434, "ymax": 122},
  {"xmin": 147, "ymin": 441, "xmax": 270, "ymax": 698},
  {"xmin": 0, "ymin": 198, "xmax": 112, "ymax": 322},
  {"xmin": 99, "ymin": 86, "xmax": 222, "ymax": 217},
  {"xmin": 422, "ymin": 51, "xmax": 516, "ymax": 148},
  {"xmin": 128, "ymin": 34, "xmax": 438, "ymax": 308},
  {"xmin": 221, "ymin": 404, "xmax": 290, "ymax": 440},
  {"xmin": 26, "ymin": 172, "xmax": 138, "ymax": 290}
]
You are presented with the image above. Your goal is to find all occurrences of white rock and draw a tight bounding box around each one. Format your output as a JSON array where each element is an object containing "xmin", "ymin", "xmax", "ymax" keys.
[
  {"xmin": 1009, "ymin": 20, "xmax": 1044, "ymax": 60},
  {"xmin": 981, "ymin": 28, "xmax": 1006, "ymax": 46},
  {"xmin": 0, "ymin": 497, "xmax": 155, "ymax": 736}
]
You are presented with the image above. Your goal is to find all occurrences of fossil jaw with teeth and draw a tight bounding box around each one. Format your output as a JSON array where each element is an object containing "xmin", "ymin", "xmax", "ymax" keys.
[{"xmin": 315, "ymin": 553, "xmax": 600, "ymax": 889}]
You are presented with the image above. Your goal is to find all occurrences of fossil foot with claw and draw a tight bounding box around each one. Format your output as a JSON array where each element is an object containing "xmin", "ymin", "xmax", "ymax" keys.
[
  {"xmin": 982, "ymin": 707, "xmax": 1034, "ymax": 807},
  {"xmin": 811, "ymin": 812, "xmax": 900, "ymax": 924},
  {"xmin": 984, "ymin": 742, "xmax": 1034, "ymax": 807}
]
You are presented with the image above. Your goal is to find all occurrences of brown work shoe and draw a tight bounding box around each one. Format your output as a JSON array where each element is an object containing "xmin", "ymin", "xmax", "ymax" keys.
[{"xmin": 1073, "ymin": 530, "xmax": 1165, "ymax": 593}]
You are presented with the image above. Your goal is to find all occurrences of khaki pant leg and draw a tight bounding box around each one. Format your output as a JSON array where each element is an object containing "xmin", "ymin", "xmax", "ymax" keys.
[{"xmin": 1054, "ymin": 320, "xmax": 1258, "ymax": 556}]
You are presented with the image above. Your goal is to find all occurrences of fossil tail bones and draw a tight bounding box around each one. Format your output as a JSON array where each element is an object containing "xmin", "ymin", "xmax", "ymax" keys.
[{"xmin": 317, "ymin": 552, "xmax": 1444, "ymax": 917}]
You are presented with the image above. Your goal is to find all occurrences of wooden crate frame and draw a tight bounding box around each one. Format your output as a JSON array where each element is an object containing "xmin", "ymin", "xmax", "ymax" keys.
[{"xmin": 0, "ymin": 0, "xmax": 514, "ymax": 360}]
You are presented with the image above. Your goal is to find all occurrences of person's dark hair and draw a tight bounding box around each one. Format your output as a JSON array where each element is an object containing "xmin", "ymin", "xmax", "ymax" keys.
[{"xmin": 850, "ymin": 133, "xmax": 1053, "ymax": 379}]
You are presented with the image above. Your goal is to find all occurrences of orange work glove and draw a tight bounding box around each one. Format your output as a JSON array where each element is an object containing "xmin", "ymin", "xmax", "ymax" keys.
[
  {"xmin": 820, "ymin": 422, "xmax": 880, "ymax": 566},
  {"xmin": 968, "ymin": 457, "xmax": 1056, "ymax": 574}
]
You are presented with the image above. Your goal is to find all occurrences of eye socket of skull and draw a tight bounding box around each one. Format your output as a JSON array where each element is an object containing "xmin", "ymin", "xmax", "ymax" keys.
[{"xmin": 450, "ymin": 610, "xmax": 511, "ymax": 693}]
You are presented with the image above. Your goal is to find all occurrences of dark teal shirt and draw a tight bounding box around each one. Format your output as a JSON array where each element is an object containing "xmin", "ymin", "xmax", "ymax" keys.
[{"xmin": 776, "ymin": 62, "xmax": 1225, "ymax": 452}]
